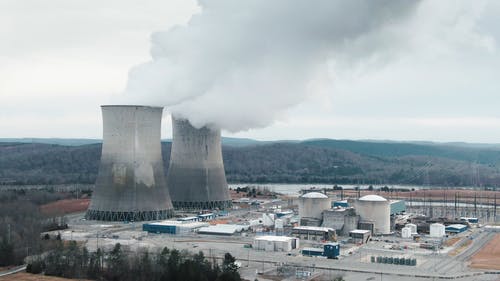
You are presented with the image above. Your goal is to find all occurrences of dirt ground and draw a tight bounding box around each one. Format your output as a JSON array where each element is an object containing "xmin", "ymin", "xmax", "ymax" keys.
[
  {"xmin": 40, "ymin": 199, "xmax": 90, "ymax": 216},
  {"xmin": 469, "ymin": 234, "xmax": 500, "ymax": 270},
  {"xmin": 0, "ymin": 272, "xmax": 91, "ymax": 281},
  {"xmin": 338, "ymin": 189, "xmax": 500, "ymax": 204},
  {"xmin": 444, "ymin": 237, "xmax": 461, "ymax": 247}
]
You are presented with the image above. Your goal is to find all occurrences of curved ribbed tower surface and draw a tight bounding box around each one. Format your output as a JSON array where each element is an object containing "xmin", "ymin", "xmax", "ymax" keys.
[
  {"xmin": 167, "ymin": 116, "xmax": 232, "ymax": 210},
  {"xmin": 86, "ymin": 105, "xmax": 174, "ymax": 221}
]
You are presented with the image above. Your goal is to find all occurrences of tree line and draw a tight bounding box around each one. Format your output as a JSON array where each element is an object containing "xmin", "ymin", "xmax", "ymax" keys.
[
  {"xmin": 27, "ymin": 241, "xmax": 242, "ymax": 281},
  {"xmin": 2, "ymin": 142, "xmax": 500, "ymax": 187},
  {"xmin": 0, "ymin": 189, "xmax": 76, "ymax": 266}
]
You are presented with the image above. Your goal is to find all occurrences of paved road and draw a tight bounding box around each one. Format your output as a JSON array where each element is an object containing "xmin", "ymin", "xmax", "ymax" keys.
[{"xmin": 0, "ymin": 265, "xmax": 27, "ymax": 278}]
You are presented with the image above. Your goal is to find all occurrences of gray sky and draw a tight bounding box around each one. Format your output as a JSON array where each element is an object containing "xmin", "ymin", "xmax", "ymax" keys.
[{"xmin": 1, "ymin": 0, "xmax": 500, "ymax": 142}]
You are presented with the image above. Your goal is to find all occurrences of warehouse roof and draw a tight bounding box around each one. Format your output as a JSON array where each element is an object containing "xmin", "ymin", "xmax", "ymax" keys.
[
  {"xmin": 301, "ymin": 192, "xmax": 328, "ymax": 199},
  {"xmin": 293, "ymin": 226, "xmax": 334, "ymax": 232},
  {"xmin": 350, "ymin": 229, "xmax": 371, "ymax": 234},
  {"xmin": 254, "ymin": 236, "xmax": 295, "ymax": 242},
  {"xmin": 359, "ymin": 194, "xmax": 387, "ymax": 202},
  {"xmin": 446, "ymin": 224, "xmax": 467, "ymax": 230},
  {"xmin": 198, "ymin": 224, "xmax": 248, "ymax": 235}
]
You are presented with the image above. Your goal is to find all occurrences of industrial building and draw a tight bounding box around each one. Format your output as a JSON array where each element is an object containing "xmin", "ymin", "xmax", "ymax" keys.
[
  {"xmin": 401, "ymin": 227, "xmax": 412, "ymax": 238},
  {"xmin": 429, "ymin": 223, "xmax": 446, "ymax": 238},
  {"xmin": 390, "ymin": 200, "xmax": 406, "ymax": 215},
  {"xmin": 349, "ymin": 229, "xmax": 371, "ymax": 244},
  {"xmin": 143, "ymin": 220, "xmax": 208, "ymax": 234},
  {"xmin": 354, "ymin": 195, "xmax": 391, "ymax": 235},
  {"xmin": 292, "ymin": 226, "xmax": 336, "ymax": 241},
  {"xmin": 197, "ymin": 224, "xmax": 249, "ymax": 235},
  {"xmin": 86, "ymin": 105, "xmax": 174, "ymax": 221},
  {"xmin": 332, "ymin": 200, "xmax": 349, "ymax": 208},
  {"xmin": 405, "ymin": 223, "xmax": 417, "ymax": 235},
  {"xmin": 460, "ymin": 217, "xmax": 479, "ymax": 224},
  {"xmin": 166, "ymin": 116, "xmax": 232, "ymax": 210},
  {"xmin": 253, "ymin": 236, "xmax": 299, "ymax": 252},
  {"xmin": 322, "ymin": 208, "xmax": 359, "ymax": 235},
  {"xmin": 301, "ymin": 243, "xmax": 340, "ymax": 259},
  {"xmin": 298, "ymin": 192, "xmax": 331, "ymax": 226},
  {"xmin": 445, "ymin": 224, "xmax": 468, "ymax": 234}
]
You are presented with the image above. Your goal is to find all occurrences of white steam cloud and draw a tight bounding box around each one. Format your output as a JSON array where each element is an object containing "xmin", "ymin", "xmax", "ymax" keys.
[{"xmin": 122, "ymin": 0, "xmax": 420, "ymax": 131}]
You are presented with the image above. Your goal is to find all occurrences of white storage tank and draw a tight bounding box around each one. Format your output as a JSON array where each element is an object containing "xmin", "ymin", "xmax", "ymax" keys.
[
  {"xmin": 401, "ymin": 227, "xmax": 412, "ymax": 238},
  {"xmin": 355, "ymin": 195, "xmax": 390, "ymax": 235},
  {"xmin": 430, "ymin": 223, "xmax": 446, "ymax": 238},
  {"xmin": 405, "ymin": 223, "xmax": 417, "ymax": 234},
  {"xmin": 275, "ymin": 219, "xmax": 284, "ymax": 229},
  {"xmin": 298, "ymin": 192, "xmax": 331, "ymax": 222},
  {"xmin": 262, "ymin": 213, "xmax": 275, "ymax": 227}
]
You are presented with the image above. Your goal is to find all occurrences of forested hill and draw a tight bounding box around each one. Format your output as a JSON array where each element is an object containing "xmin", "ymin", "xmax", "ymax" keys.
[{"xmin": 1, "ymin": 139, "xmax": 500, "ymax": 186}]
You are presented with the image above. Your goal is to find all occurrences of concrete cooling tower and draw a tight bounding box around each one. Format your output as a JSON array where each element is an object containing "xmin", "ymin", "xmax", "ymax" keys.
[
  {"xmin": 86, "ymin": 105, "xmax": 174, "ymax": 221},
  {"xmin": 166, "ymin": 116, "xmax": 232, "ymax": 210}
]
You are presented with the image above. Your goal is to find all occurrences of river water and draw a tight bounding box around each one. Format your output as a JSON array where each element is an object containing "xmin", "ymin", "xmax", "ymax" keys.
[{"xmin": 227, "ymin": 183, "xmax": 488, "ymax": 196}]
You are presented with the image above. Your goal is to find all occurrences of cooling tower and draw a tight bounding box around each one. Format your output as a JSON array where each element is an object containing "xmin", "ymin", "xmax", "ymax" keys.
[
  {"xmin": 86, "ymin": 105, "xmax": 174, "ymax": 221},
  {"xmin": 166, "ymin": 116, "xmax": 231, "ymax": 210}
]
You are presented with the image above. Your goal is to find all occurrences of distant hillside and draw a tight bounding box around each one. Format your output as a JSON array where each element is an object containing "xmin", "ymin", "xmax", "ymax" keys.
[
  {"xmin": 1, "ymin": 139, "xmax": 500, "ymax": 186},
  {"xmin": 0, "ymin": 137, "xmax": 263, "ymax": 147},
  {"xmin": 0, "ymin": 138, "xmax": 101, "ymax": 146},
  {"xmin": 301, "ymin": 139, "xmax": 500, "ymax": 165}
]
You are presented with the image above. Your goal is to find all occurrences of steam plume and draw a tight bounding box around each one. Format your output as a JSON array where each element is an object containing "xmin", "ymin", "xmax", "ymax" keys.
[{"xmin": 122, "ymin": 0, "xmax": 419, "ymax": 131}]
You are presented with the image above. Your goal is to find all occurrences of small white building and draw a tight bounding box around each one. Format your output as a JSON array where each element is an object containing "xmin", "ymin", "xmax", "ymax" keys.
[
  {"xmin": 401, "ymin": 227, "xmax": 412, "ymax": 238},
  {"xmin": 253, "ymin": 236, "xmax": 299, "ymax": 252},
  {"xmin": 262, "ymin": 213, "xmax": 276, "ymax": 227},
  {"xmin": 405, "ymin": 223, "xmax": 417, "ymax": 234},
  {"xmin": 349, "ymin": 229, "xmax": 371, "ymax": 244},
  {"xmin": 198, "ymin": 224, "xmax": 249, "ymax": 236},
  {"xmin": 429, "ymin": 223, "xmax": 446, "ymax": 238}
]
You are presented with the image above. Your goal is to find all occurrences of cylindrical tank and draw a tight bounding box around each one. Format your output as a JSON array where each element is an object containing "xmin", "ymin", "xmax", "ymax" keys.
[
  {"xmin": 166, "ymin": 116, "xmax": 231, "ymax": 210},
  {"xmin": 86, "ymin": 105, "xmax": 174, "ymax": 221},
  {"xmin": 405, "ymin": 223, "xmax": 417, "ymax": 234},
  {"xmin": 275, "ymin": 219, "xmax": 284, "ymax": 229},
  {"xmin": 401, "ymin": 227, "xmax": 412, "ymax": 238},
  {"xmin": 298, "ymin": 192, "xmax": 331, "ymax": 221},
  {"xmin": 355, "ymin": 195, "xmax": 390, "ymax": 234},
  {"xmin": 429, "ymin": 223, "xmax": 445, "ymax": 237}
]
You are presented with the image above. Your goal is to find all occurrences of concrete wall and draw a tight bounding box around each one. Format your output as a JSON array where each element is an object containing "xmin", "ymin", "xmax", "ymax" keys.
[
  {"xmin": 166, "ymin": 116, "xmax": 231, "ymax": 210},
  {"xmin": 86, "ymin": 105, "xmax": 173, "ymax": 221}
]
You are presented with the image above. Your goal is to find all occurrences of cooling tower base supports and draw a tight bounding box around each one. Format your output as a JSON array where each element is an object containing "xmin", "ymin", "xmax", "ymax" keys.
[
  {"xmin": 172, "ymin": 200, "xmax": 232, "ymax": 211},
  {"xmin": 85, "ymin": 209, "xmax": 174, "ymax": 222}
]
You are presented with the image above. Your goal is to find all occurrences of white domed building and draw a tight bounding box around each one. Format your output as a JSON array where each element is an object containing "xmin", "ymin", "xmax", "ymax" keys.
[
  {"xmin": 355, "ymin": 194, "xmax": 391, "ymax": 235},
  {"xmin": 298, "ymin": 192, "xmax": 331, "ymax": 225}
]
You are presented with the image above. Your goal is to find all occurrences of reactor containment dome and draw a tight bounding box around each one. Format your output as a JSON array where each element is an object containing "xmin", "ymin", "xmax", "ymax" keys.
[
  {"xmin": 355, "ymin": 194, "xmax": 390, "ymax": 235},
  {"xmin": 166, "ymin": 116, "xmax": 232, "ymax": 210},
  {"xmin": 298, "ymin": 192, "xmax": 331, "ymax": 223},
  {"xmin": 86, "ymin": 105, "xmax": 174, "ymax": 221}
]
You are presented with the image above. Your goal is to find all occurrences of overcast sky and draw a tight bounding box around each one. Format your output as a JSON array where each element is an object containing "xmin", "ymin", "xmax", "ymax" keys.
[{"xmin": 1, "ymin": 0, "xmax": 500, "ymax": 143}]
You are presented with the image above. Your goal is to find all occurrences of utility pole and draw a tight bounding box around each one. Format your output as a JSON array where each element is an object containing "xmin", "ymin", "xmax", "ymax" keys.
[
  {"xmin": 474, "ymin": 192, "xmax": 478, "ymax": 217},
  {"xmin": 494, "ymin": 193, "xmax": 497, "ymax": 221},
  {"xmin": 7, "ymin": 223, "xmax": 11, "ymax": 244}
]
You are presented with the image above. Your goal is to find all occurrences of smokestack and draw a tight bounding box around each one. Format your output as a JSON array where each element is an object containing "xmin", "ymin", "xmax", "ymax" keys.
[
  {"xmin": 86, "ymin": 105, "xmax": 174, "ymax": 221},
  {"xmin": 166, "ymin": 116, "xmax": 231, "ymax": 210}
]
